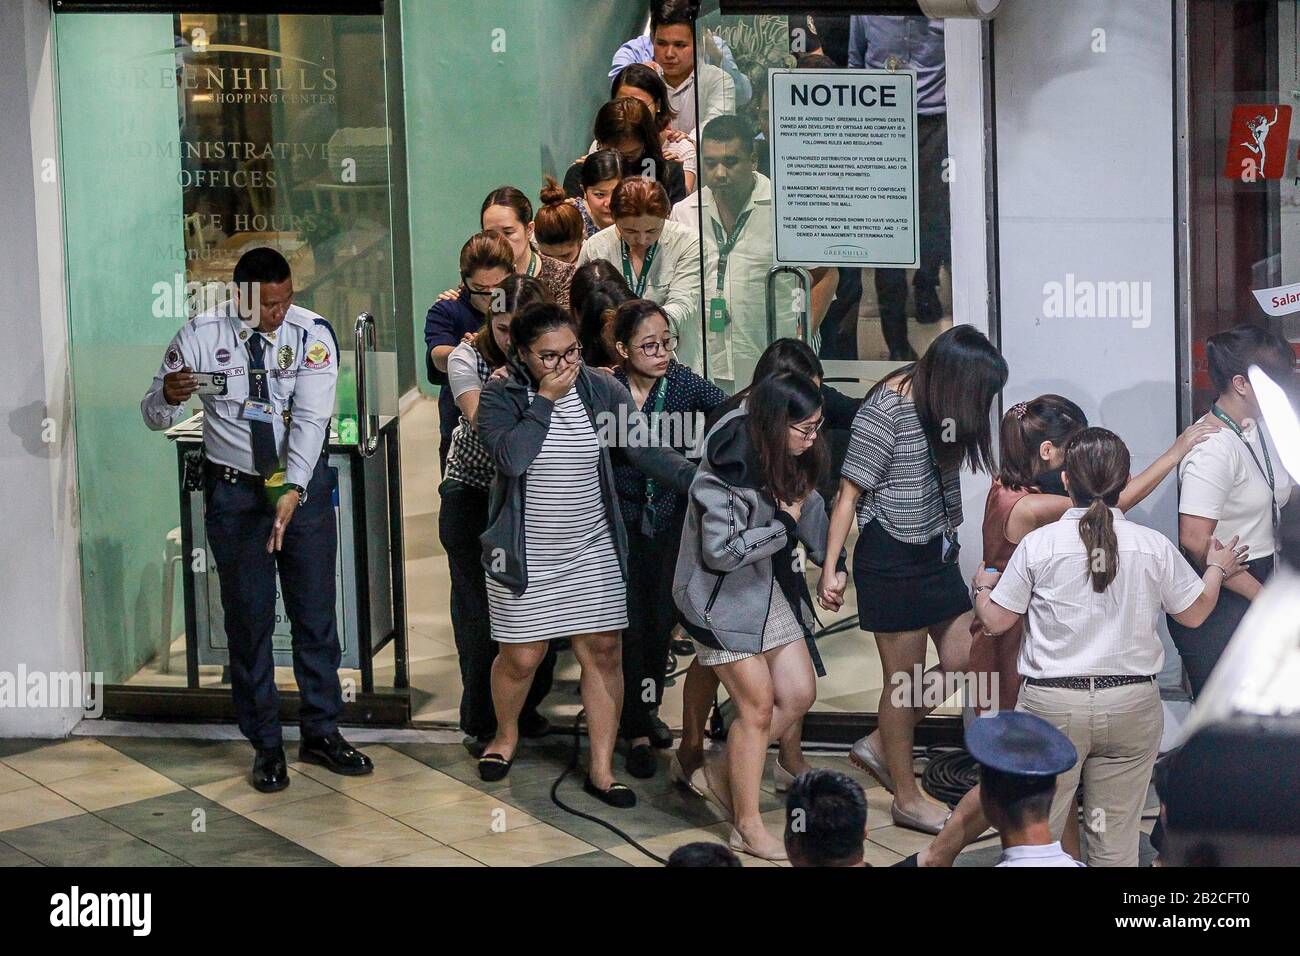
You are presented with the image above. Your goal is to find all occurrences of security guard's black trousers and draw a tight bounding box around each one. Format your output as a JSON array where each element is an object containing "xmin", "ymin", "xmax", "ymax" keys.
[{"xmin": 205, "ymin": 456, "xmax": 342, "ymax": 750}]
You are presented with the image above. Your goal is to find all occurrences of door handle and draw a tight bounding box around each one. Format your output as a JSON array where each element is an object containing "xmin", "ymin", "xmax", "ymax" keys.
[
  {"xmin": 354, "ymin": 312, "xmax": 379, "ymax": 458},
  {"xmin": 765, "ymin": 265, "xmax": 814, "ymax": 345}
]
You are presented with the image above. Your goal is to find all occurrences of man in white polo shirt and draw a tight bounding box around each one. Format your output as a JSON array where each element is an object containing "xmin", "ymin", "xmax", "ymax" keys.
[{"xmin": 1170, "ymin": 325, "xmax": 1295, "ymax": 697}]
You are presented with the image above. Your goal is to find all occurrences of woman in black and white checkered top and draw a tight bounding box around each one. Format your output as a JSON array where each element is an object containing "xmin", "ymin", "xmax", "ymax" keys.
[
  {"xmin": 439, "ymin": 275, "xmax": 555, "ymax": 750},
  {"xmin": 820, "ymin": 326, "xmax": 1007, "ymax": 836}
]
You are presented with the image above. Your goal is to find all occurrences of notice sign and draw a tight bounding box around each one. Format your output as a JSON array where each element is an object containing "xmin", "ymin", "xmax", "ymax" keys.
[{"xmin": 769, "ymin": 69, "xmax": 919, "ymax": 267}]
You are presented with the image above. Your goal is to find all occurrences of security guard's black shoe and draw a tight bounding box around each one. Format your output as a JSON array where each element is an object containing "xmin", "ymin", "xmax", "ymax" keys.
[
  {"xmin": 251, "ymin": 747, "xmax": 290, "ymax": 793},
  {"xmin": 299, "ymin": 731, "xmax": 374, "ymax": 776},
  {"xmin": 648, "ymin": 716, "xmax": 674, "ymax": 750}
]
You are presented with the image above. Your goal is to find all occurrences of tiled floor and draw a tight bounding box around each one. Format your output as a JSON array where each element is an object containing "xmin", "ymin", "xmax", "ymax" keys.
[{"xmin": 0, "ymin": 734, "xmax": 1109, "ymax": 868}]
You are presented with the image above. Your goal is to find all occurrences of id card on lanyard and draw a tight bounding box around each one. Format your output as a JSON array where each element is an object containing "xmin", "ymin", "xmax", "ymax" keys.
[
  {"xmin": 621, "ymin": 240, "xmax": 658, "ymax": 298},
  {"xmin": 709, "ymin": 209, "xmax": 753, "ymax": 333},
  {"xmin": 639, "ymin": 376, "xmax": 669, "ymax": 538},
  {"xmin": 1211, "ymin": 404, "xmax": 1281, "ymax": 571}
]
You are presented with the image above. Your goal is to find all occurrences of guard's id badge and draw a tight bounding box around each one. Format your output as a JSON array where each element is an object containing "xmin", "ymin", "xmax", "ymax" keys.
[
  {"xmin": 708, "ymin": 296, "xmax": 729, "ymax": 332},
  {"xmin": 241, "ymin": 399, "xmax": 276, "ymax": 424}
]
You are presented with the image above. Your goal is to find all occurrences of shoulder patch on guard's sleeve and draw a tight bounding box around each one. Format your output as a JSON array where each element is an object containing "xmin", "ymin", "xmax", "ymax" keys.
[{"xmin": 313, "ymin": 317, "xmax": 341, "ymax": 355}]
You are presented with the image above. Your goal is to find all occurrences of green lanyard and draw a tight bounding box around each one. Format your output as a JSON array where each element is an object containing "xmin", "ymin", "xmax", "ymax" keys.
[
  {"xmin": 620, "ymin": 240, "xmax": 658, "ymax": 297},
  {"xmin": 1211, "ymin": 403, "xmax": 1280, "ymax": 567},
  {"xmin": 525, "ymin": 250, "xmax": 541, "ymax": 278},
  {"xmin": 639, "ymin": 376, "xmax": 669, "ymax": 532},
  {"xmin": 710, "ymin": 208, "xmax": 753, "ymax": 294}
]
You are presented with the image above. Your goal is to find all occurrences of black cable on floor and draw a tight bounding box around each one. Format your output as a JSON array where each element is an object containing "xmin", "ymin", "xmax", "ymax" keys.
[
  {"xmin": 545, "ymin": 614, "xmax": 896, "ymax": 862},
  {"xmin": 548, "ymin": 709, "xmax": 669, "ymax": 866},
  {"xmin": 919, "ymin": 746, "xmax": 980, "ymax": 808}
]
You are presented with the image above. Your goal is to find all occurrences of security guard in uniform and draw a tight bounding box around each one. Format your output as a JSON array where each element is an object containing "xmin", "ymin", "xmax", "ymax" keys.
[
  {"xmin": 966, "ymin": 711, "xmax": 1084, "ymax": 867},
  {"xmin": 142, "ymin": 247, "xmax": 373, "ymax": 792}
]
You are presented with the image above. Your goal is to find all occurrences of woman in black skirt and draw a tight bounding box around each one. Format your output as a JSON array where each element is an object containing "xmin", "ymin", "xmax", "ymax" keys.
[{"xmin": 819, "ymin": 326, "xmax": 1007, "ymax": 833}]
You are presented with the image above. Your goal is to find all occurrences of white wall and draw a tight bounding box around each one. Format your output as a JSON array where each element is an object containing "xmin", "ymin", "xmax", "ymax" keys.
[
  {"xmin": 946, "ymin": 19, "xmax": 996, "ymax": 583},
  {"xmin": 992, "ymin": 0, "xmax": 1184, "ymax": 686},
  {"xmin": 0, "ymin": 0, "xmax": 86, "ymax": 736}
]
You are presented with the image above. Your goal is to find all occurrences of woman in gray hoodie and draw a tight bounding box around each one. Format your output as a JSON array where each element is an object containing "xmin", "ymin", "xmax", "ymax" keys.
[{"xmin": 673, "ymin": 373, "xmax": 848, "ymax": 859}]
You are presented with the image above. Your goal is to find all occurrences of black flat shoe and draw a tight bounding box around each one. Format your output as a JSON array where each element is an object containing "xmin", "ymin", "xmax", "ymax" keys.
[
  {"xmin": 625, "ymin": 744, "xmax": 658, "ymax": 779},
  {"xmin": 478, "ymin": 753, "xmax": 513, "ymax": 782},
  {"xmin": 648, "ymin": 716, "xmax": 674, "ymax": 750},
  {"xmin": 583, "ymin": 775, "xmax": 637, "ymax": 809},
  {"xmin": 519, "ymin": 711, "xmax": 551, "ymax": 739},
  {"xmin": 251, "ymin": 746, "xmax": 289, "ymax": 793},
  {"xmin": 299, "ymin": 731, "xmax": 374, "ymax": 776},
  {"xmin": 892, "ymin": 852, "xmax": 920, "ymax": 867}
]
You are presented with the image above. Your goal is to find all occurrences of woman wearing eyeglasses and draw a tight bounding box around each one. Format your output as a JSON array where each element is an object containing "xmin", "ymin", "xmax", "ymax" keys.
[
  {"xmin": 575, "ymin": 177, "xmax": 702, "ymax": 371},
  {"xmin": 608, "ymin": 300, "xmax": 726, "ymax": 778},
  {"xmin": 440, "ymin": 275, "xmax": 557, "ymax": 753},
  {"xmin": 476, "ymin": 302, "xmax": 696, "ymax": 806},
  {"xmin": 424, "ymin": 232, "xmax": 516, "ymax": 473},
  {"xmin": 673, "ymin": 372, "xmax": 847, "ymax": 859}
]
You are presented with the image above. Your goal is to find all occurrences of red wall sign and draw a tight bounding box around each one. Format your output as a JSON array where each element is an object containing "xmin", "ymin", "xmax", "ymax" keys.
[{"xmin": 1222, "ymin": 104, "xmax": 1292, "ymax": 180}]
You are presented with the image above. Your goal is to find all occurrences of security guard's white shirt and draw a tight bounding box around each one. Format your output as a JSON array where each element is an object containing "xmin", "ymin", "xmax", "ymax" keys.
[
  {"xmin": 996, "ymin": 841, "xmax": 1085, "ymax": 867},
  {"xmin": 141, "ymin": 302, "xmax": 338, "ymax": 488}
]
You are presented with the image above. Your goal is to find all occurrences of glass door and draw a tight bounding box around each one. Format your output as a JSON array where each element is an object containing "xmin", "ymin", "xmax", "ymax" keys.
[
  {"xmin": 54, "ymin": 7, "xmax": 404, "ymax": 715},
  {"xmin": 689, "ymin": 3, "xmax": 962, "ymax": 724}
]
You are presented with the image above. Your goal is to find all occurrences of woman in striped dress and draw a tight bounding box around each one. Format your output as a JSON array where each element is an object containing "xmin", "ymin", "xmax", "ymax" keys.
[
  {"xmin": 476, "ymin": 303, "xmax": 696, "ymax": 806},
  {"xmin": 439, "ymin": 275, "xmax": 555, "ymax": 750}
]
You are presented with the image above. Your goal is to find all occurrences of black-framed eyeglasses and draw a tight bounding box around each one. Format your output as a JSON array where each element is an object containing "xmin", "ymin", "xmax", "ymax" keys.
[
  {"xmin": 532, "ymin": 343, "xmax": 583, "ymax": 370},
  {"xmin": 635, "ymin": 335, "xmax": 679, "ymax": 357},
  {"xmin": 790, "ymin": 417, "xmax": 825, "ymax": 440}
]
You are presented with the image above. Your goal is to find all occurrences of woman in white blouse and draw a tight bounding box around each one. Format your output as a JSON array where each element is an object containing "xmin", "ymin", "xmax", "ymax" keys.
[
  {"xmin": 576, "ymin": 177, "xmax": 702, "ymax": 370},
  {"xmin": 973, "ymin": 427, "xmax": 1245, "ymax": 867}
]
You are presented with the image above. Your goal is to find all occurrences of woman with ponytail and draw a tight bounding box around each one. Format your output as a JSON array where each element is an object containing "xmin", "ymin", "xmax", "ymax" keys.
[
  {"xmin": 971, "ymin": 428, "xmax": 1246, "ymax": 867},
  {"xmin": 915, "ymin": 397, "xmax": 1218, "ymax": 866},
  {"xmin": 534, "ymin": 177, "xmax": 585, "ymax": 264}
]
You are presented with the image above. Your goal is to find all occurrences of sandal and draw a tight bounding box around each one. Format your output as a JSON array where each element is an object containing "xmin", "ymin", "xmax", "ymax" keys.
[
  {"xmin": 477, "ymin": 753, "xmax": 513, "ymax": 783},
  {"xmin": 583, "ymin": 775, "xmax": 637, "ymax": 809}
]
